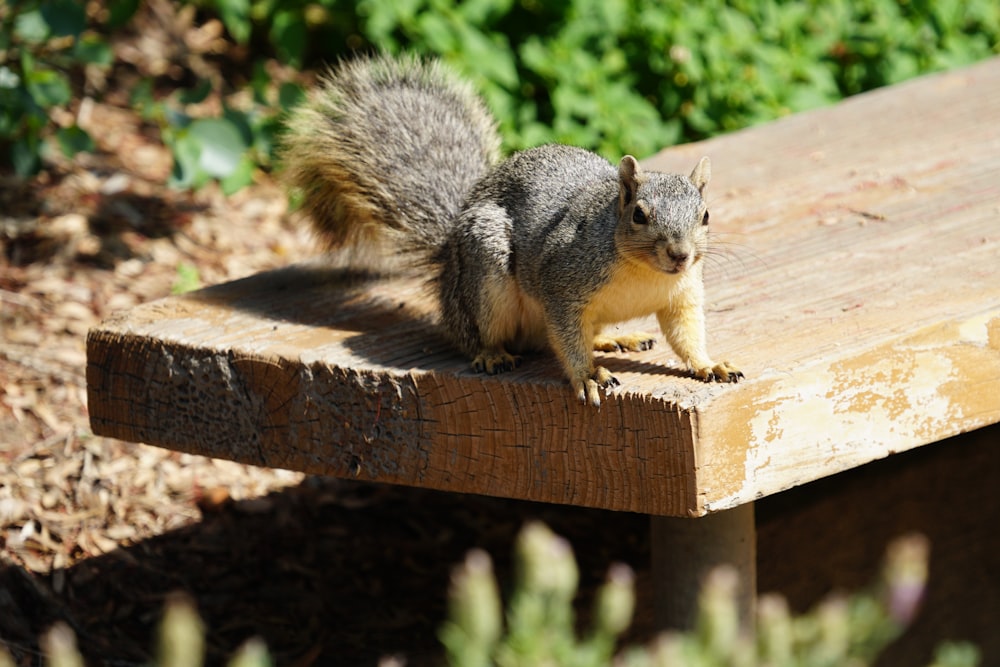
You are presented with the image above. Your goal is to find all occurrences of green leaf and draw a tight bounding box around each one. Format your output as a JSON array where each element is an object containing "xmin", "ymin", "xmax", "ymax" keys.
[
  {"xmin": 277, "ymin": 82, "xmax": 304, "ymax": 110},
  {"xmin": 519, "ymin": 38, "xmax": 553, "ymax": 78},
  {"xmin": 130, "ymin": 77, "xmax": 156, "ymax": 115},
  {"xmin": 0, "ymin": 66, "xmax": 21, "ymax": 90},
  {"xmin": 178, "ymin": 80, "xmax": 213, "ymax": 105},
  {"xmin": 14, "ymin": 10, "xmax": 50, "ymax": 44},
  {"xmin": 167, "ymin": 115, "xmax": 248, "ymax": 191},
  {"xmin": 0, "ymin": 99, "xmax": 24, "ymax": 137},
  {"xmin": 416, "ymin": 12, "xmax": 456, "ymax": 52},
  {"xmin": 358, "ymin": 0, "xmax": 421, "ymax": 48},
  {"xmin": 220, "ymin": 154, "xmax": 256, "ymax": 195},
  {"xmin": 12, "ymin": 134, "xmax": 42, "ymax": 177},
  {"xmin": 56, "ymin": 125, "xmax": 95, "ymax": 157},
  {"xmin": 189, "ymin": 117, "xmax": 248, "ymax": 179},
  {"xmin": 251, "ymin": 115, "xmax": 282, "ymax": 163},
  {"xmin": 455, "ymin": 0, "xmax": 515, "ymax": 24},
  {"xmin": 40, "ymin": 0, "xmax": 87, "ymax": 38},
  {"xmin": 270, "ymin": 10, "xmax": 308, "ymax": 67},
  {"xmin": 168, "ymin": 131, "xmax": 203, "ymax": 190},
  {"xmin": 222, "ymin": 107, "xmax": 254, "ymax": 147},
  {"xmin": 24, "ymin": 67, "xmax": 71, "ymax": 108},
  {"xmin": 73, "ymin": 35, "xmax": 114, "ymax": 66},
  {"xmin": 453, "ymin": 25, "xmax": 517, "ymax": 89},
  {"xmin": 215, "ymin": 0, "xmax": 253, "ymax": 44},
  {"xmin": 164, "ymin": 106, "xmax": 192, "ymax": 129},
  {"xmin": 107, "ymin": 0, "xmax": 141, "ymax": 29},
  {"xmin": 249, "ymin": 61, "xmax": 270, "ymax": 105}
]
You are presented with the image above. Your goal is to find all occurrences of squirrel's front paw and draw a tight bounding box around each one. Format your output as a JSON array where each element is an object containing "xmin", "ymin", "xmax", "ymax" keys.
[
  {"xmin": 692, "ymin": 361, "xmax": 744, "ymax": 383},
  {"xmin": 472, "ymin": 350, "xmax": 522, "ymax": 375},
  {"xmin": 573, "ymin": 366, "xmax": 620, "ymax": 407}
]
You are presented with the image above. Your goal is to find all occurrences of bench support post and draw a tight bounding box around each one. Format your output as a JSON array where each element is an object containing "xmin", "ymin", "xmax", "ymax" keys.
[{"xmin": 650, "ymin": 502, "xmax": 757, "ymax": 631}]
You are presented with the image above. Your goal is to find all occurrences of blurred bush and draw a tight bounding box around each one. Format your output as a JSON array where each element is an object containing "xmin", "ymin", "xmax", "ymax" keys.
[
  {"xmin": 1, "ymin": 0, "xmax": 998, "ymax": 189},
  {"xmin": 191, "ymin": 0, "xmax": 999, "ymax": 158},
  {"xmin": 0, "ymin": 0, "xmax": 132, "ymax": 176}
]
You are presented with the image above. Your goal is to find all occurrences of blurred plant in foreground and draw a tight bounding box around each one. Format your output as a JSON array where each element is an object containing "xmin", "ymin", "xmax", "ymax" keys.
[
  {"xmin": 0, "ymin": 523, "xmax": 980, "ymax": 667},
  {"xmin": 0, "ymin": 593, "xmax": 271, "ymax": 667},
  {"xmin": 441, "ymin": 522, "xmax": 978, "ymax": 667}
]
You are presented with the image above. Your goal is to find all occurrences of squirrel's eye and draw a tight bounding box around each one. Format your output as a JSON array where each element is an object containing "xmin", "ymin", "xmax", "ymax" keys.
[
  {"xmin": 632, "ymin": 207, "xmax": 648, "ymax": 225},
  {"xmin": 702, "ymin": 211, "xmax": 710, "ymax": 226}
]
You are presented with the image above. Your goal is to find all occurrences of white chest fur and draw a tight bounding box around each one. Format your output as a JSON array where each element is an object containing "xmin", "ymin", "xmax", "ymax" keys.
[{"xmin": 585, "ymin": 259, "xmax": 698, "ymax": 326}]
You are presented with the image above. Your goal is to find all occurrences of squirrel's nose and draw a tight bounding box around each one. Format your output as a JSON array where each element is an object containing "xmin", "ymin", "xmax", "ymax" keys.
[{"xmin": 667, "ymin": 250, "xmax": 689, "ymax": 264}]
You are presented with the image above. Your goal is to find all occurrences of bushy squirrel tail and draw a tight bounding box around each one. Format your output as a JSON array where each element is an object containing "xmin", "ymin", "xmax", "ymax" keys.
[{"xmin": 280, "ymin": 55, "xmax": 501, "ymax": 266}]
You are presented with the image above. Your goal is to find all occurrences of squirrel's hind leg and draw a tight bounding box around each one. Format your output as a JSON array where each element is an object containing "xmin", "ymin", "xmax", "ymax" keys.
[
  {"xmin": 436, "ymin": 213, "xmax": 535, "ymax": 376},
  {"xmin": 469, "ymin": 275, "xmax": 536, "ymax": 375}
]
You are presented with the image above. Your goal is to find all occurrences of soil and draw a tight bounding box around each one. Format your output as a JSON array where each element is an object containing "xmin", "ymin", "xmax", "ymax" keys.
[{"xmin": 0, "ymin": 3, "xmax": 654, "ymax": 665}]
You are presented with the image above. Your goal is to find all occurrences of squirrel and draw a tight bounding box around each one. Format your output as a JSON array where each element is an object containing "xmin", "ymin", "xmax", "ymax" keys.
[{"xmin": 281, "ymin": 54, "xmax": 742, "ymax": 406}]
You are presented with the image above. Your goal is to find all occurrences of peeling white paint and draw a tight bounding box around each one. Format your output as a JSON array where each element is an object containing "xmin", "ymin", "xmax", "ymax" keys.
[{"xmin": 958, "ymin": 313, "xmax": 994, "ymax": 347}]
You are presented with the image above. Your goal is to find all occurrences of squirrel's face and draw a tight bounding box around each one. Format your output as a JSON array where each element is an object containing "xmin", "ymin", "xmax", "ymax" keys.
[
  {"xmin": 618, "ymin": 194, "xmax": 709, "ymax": 274},
  {"xmin": 616, "ymin": 156, "xmax": 711, "ymax": 276}
]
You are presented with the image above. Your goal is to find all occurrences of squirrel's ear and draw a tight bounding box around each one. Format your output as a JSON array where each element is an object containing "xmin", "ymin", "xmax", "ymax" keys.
[
  {"xmin": 690, "ymin": 156, "xmax": 711, "ymax": 195},
  {"xmin": 618, "ymin": 155, "xmax": 643, "ymax": 211}
]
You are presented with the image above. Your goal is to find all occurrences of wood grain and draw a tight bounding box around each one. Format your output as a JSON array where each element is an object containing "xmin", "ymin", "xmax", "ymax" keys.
[{"xmin": 88, "ymin": 58, "xmax": 1000, "ymax": 516}]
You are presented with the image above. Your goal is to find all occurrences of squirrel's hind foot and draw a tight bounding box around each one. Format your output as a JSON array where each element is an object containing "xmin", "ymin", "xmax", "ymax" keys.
[
  {"xmin": 593, "ymin": 332, "xmax": 657, "ymax": 353},
  {"xmin": 472, "ymin": 350, "xmax": 522, "ymax": 375},
  {"xmin": 692, "ymin": 361, "xmax": 744, "ymax": 383}
]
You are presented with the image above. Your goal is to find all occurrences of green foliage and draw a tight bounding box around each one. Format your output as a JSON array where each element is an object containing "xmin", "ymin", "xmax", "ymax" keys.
[
  {"xmin": 194, "ymin": 0, "xmax": 1000, "ymax": 160},
  {"xmin": 128, "ymin": 63, "xmax": 300, "ymax": 195},
  {"xmin": 2, "ymin": 0, "xmax": 999, "ymax": 192},
  {"xmin": 0, "ymin": 0, "xmax": 127, "ymax": 176},
  {"xmin": 0, "ymin": 0, "xmax": 294, "ymax": 192}
]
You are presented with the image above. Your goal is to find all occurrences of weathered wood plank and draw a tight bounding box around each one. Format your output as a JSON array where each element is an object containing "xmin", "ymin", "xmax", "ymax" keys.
[
  {"xmin": 645, "ymin": 58, "xmax": 1000, "ymax": 511},
  {"xmin": 86, "ymin": 268, "xmax": 703, "ymax": 515},
  {"xmin": 87, "ymin": 58, "xmax": 1000, "ymax": 516}
]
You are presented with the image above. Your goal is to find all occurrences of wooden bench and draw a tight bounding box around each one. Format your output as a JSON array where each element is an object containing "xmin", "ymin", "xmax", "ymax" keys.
[{"xmin": 87, "ymin": 57, "xmax": 1000, "ymax": 629}]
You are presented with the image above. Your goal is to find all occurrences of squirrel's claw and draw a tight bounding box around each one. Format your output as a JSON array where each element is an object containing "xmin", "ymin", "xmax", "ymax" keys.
[
  {"xmin": 574, "ymin": 366, "xmax": 620, "ymax": 407},
  {"xmin": 472, "ymin": 351, "xmax": 522, "ymax": 375},
  {"xmin": 693, "ymin": 361, "xmax": 743, "ymax": 383}
]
